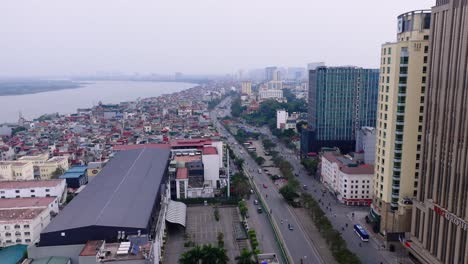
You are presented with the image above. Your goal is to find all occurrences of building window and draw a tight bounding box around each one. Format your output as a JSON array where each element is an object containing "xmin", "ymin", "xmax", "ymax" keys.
[
  {"xmin": 24, "ymin": 232, "xmax": 30, "ymax": 236},
  {"xmin": 424, "ymin": 56, "xmax": 428, "ymax": 63},
  {"xmin": 46, "ymin": 194, "xmax": 50, "ymax": 197},
  {"xmin": 25, "ymin": 239, "xmax": 31, "ymax": 243},
  {"xmin": 30, "ymin": 189, "xmax": 35, "ymax": 193},
  {"xmin": 15, "ymin": 190, "xmax": 19, "ymax": 193},
  {"xmin": 23, "ymin": 225, "xmax": 29, "ymax": 228},
  {"xmin": 423, "ymin": 35, "xmax": 429, "ymax": 40},
  {"xmin": 388, "ymin": 47, "xmax": 392, "ymax": 54},
  {"xmin": 45, "ymin": 189, "xmax": 50, "ymax": 192}
]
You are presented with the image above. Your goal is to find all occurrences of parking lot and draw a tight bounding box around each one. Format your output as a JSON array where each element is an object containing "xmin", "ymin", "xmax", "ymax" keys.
[{"xmin": 164, "ymin": 205, "xmax": 244, "ymax": 263}]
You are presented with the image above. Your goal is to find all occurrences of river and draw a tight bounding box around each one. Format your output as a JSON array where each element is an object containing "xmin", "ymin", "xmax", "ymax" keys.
[{"xmin": 0, "ymin": 81, "xmax": 196, "ymax": 123}]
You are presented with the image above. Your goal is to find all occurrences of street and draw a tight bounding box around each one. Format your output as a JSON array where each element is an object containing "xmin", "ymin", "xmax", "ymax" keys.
[{"xmin": 213, "ymin": 98, "xmax": 323, "ymax": 264}]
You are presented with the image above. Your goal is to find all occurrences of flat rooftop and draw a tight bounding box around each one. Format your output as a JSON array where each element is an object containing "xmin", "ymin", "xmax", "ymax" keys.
[
  {"xmin": 0, "ymin": 197, "xmax": 55, "ymax": 209},
  {"xmin": 80, "ymin": 240, "xmax": 150, "ymax": 262},
  {"xmin": 0, "ymin": 179, "xmax": 64, "ymax": 189},
  {"xmin": 0, "ymin": 208, "xmax": 46, "ymax": 221}
]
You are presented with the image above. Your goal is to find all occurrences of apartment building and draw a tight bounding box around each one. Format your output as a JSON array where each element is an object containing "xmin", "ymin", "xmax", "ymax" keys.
[
  {"xmin": 19, "ymin": 154, "xmax": 69, "ymax": 179},
  {"xmin": 370, "ymin": 10, "xmax": 431, "ymax": 237},
  {"xmin": 410, "ymin": 1, "xmax": 468, "ymax": 263},
  {"xmin": 0, "ymin": 179, "xmax": 67, "ymax": 203},
  {"xmin": 0, "ymin": 197, "xmax": 55, "ymax": 247},
  {"xmin": 0, "ymin": 161, "xmax": 34, "ymax": 181},
  {"xmin": 321, "ymin": 152, "xmax": 374, "ymax": 206},
  {"xmin": 241, "ymin": 81, "xmax": 252, "ymax": 95}
]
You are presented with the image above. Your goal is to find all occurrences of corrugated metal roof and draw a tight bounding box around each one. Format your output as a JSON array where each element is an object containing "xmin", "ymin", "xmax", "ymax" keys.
[
  {"xmin": 31, "ymin": 256, "xmax": 70, "ymax": 264},
  {"xmin": 42, "ymin": 148, "xmax": 170, "ymax": 233}
]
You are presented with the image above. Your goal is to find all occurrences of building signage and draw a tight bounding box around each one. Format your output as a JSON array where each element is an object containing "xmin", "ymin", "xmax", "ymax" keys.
[
  {"xmin": 433, "ymin": 205, "xmax": 468, "ymax": 231},
  {"xmin": 397, "ymin": 17, "xmax": 403, "ymax": 33}
]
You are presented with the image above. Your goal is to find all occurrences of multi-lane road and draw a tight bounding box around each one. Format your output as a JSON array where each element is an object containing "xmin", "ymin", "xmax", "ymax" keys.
[
  {"xmin": 212, "ymin": 98, "xmax": 323, "ymax": 264},
  {"xmin": 214, "ymin": 97, "xmax": 403, "ymax": 264}
]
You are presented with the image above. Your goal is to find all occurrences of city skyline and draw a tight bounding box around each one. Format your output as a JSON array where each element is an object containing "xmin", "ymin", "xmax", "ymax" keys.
[{"xmin": 0, "ymin": 0, "xmax": 432, "ymax": 77}]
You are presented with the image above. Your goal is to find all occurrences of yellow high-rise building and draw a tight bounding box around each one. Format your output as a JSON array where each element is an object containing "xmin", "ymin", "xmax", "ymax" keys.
[
  {"xmin": 241, "ymin": 81, "xmax": 252, "ymax": 95},
  {"xmin": 369, "ymin": 10, "xmax": 431, "ymax": 236}
]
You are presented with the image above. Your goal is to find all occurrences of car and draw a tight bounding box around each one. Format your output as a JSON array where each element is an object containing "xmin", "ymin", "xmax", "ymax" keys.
[
  {"xmin": 288, "ymin": 223, "xmax": 294, "ymax": 230},
  {"xmin": 263, "ymin": 184, "xmax": 267, "ymax": 189},
  {"xmin": 303, "ymin": 184, "xmax": 308, "ymax": 190},
  {"xmin": 254, "ymin": 199, "xmax": 258, "ymax": 205},
  {"xmin": 295, "ymin": 173, "xmax": 299, "ymax": 177},
  {"xmin": 257, "ymin": 207, "xmax": 263, "ymax": 213},
  {"xmin": 250, "ymin": 189, "xmax": 254, "ymax": 194}
]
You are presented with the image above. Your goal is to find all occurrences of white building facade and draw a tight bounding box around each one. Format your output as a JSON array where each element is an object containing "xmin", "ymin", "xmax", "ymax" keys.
[
  {"xmin": 321, "ymin": 153, "xmax": 374, "ymax": 206},
  {"xmin": 0, "ymin": 161, "xmax": 34, "ymax": 181},
  {"xmin": 0, "ymin": 179, "xmax": 67, "ymax": 204}
]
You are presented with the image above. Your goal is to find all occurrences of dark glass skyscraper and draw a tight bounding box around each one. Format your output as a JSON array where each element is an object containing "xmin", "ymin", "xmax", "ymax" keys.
[{"xmin": 302, "ymin": 66, "xmax": 379, "ymax": 154}]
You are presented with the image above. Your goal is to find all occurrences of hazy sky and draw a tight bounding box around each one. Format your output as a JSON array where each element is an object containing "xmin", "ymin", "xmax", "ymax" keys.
[{"xmin": 0, "ymin": 0, "xmax": 433, "ymax": 76}]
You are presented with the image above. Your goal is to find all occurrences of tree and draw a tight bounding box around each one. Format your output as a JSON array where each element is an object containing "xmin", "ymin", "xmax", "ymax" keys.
[
  {"xmin": 279, "ymin": 184, "xmax": 299, "ymax": 203},
  {"xmin": 180, "ymin": 245, "xmax": 203, "ymax": 264},
  {"xmin": 179, "ymin": 244, "xmax": 229, "ymax": 264},
  {"xmin": 231, "ymin": 97, "xmax": 243, "ymax": 117},
  {"xmin": 254, "ymin": 156, "xmax": 265, "ymax": 165},
  {"xmin": 51, "ymin": 167, "xmax": 65, "ymax": 179},
  {"xmin": 235, "ymin": 249, "xmax": 256, "ymax": 264}
]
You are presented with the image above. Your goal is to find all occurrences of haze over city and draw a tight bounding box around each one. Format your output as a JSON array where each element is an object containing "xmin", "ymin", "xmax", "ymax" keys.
[{"xmin": 1, "ymin": 0, "xmax": 432, "ymax": 77}]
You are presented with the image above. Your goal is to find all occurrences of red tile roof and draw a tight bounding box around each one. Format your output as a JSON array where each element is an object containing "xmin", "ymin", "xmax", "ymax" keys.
[
  {"xmin": 170, "ymin": 138, "xmax": 212, "ymax": 148},
  {"xmin": 174, "ymin": 155, "xmax": 201, "ymax": 163},
  {"xmin": 0, "ymin": 179, "xmax": 64, "ymax": 189},
  {"xmin": 176, "ymin": 167, "xmax": 188, "ymax": 179},
  {"xmin": 203, "ymin": 146, "xmax": 218, "ymax": 155}
]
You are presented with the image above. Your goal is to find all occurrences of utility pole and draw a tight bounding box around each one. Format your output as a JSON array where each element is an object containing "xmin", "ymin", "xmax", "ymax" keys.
[{"xmin": 227, "ymin": 147, "xmax": 230, "ymax": 198}]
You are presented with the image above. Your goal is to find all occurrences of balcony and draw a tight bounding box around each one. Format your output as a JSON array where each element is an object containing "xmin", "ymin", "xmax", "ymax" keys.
[
  {"xmin": 392, "ymin": 175, "xmax": 401, "ymax": 181},
  {"xmin": 393, "ymin": 157, "xmax": 402, "ymax": 163},
  {"xmin": 395, "ymin": 139, "xmax": 404, "ymax": 144},
  {"xmin": 391, "ymin": 193, "xmax": 400, "ymax": 199},
  {"xmin": 396, "ymin": 120, "xmax": 405, "ymax": 125},
  {"xmin": 395, "ymin": 130, "xmax": 404, "ymax": 135},
  {"xmin": 393, "ymin": 166, "xmax": 401, "ymax": 172}
]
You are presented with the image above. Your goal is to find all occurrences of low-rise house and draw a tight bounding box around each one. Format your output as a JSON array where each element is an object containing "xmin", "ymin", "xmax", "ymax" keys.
[{"xmin": 59, "ymin": 166, "xmax": 88, "ymax": 189}]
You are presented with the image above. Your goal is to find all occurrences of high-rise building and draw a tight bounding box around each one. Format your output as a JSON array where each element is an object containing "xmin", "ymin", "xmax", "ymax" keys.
[
  {"xmin": 241, "ymin": 81, "xmax": 252, "ymax": 95},
  {"xmin": 273, "ymin": 69, "xmax": 282, "ymax": 81},
  {"xmin": 302, "ymin": 66, "xmax": 379, "ymax": 154},
  {"xmin": 369, "ymin": 10, "xmax": 431, "ymax": 238},
  {"xmin": 409, "ymin": 1, "xmax": 468, "ymax": 264},
  {"xmin": 264, "ymin": 66, "xmax": 277, "ymax": 81}
]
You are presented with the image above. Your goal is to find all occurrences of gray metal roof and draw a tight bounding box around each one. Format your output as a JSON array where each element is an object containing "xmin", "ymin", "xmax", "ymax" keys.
[{"xmin": 42, "ymin": 148, "xmax": 170, "ymax": 233}]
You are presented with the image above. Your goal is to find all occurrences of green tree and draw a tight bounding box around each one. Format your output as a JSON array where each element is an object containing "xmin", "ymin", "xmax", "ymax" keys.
[
  {"xmin": 180, "ymin": 245, "xmax": 203, "ymax": 264},
  {"xmin": 279, "ymin": 184, "xmax": 299, "ymax": 203},
  {"xmin": 235, "ymin": 249, "xmax": 256, "ymax": 264},
  {"xmin": 179, "ymin": 244, "xmax": 229, "ymax": 264},
  {"xmin": 231, "ymin": 97, "xmax": 243, "ymax": 117},
  {"xmin": 51, "ymin": 167, "xmax": 65, "ymax": 179},
  {"xmin": 254, "ymin": 156, "xmax": 265, "ymax": 165}
]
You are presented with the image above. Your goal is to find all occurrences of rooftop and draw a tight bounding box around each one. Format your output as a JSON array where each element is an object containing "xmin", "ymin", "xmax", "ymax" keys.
[
  {"xmin": 174, "ymin": 155, "xmax": 201, "ymax": 163},
  {"xmin": 0, "ymin": 208, "xmax": 46, "ymax": 221},
  {"xmin": 0, "ymin": 197, "xmax": 56, "ymax": 209},
  {"xmin": 30, "ymin": 256, "xmax": 71, "ymax": 264},
  {"xmin": 42, "ymin": 148, "xmax": 170, "ymax": 234},
  {"xmin": 0, "ymin": 179, "xmax": 64, "ymax": 189},
  {"xmin": 323, "ymin": 152, "xmax": 374, "ymax": 175},
  {"xmin": 112, "ymin": 143, "xmax": 170, "ymax": 151},
  {"xmin": 80, "ymin": 240, "xmax": 150, "ymax": 262},
  {"xmin": 203, "ymin": 146, "xmax": 218, "ymax": 155},
  {"xmin": 176, "ymin": 167, "xmax": 188, "ymax": 180}
]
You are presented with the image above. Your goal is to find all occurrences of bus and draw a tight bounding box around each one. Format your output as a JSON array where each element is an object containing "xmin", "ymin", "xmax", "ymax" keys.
[{"xmin": 353, "ymin": 224, "xmax": 369, "ymax": 242}]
